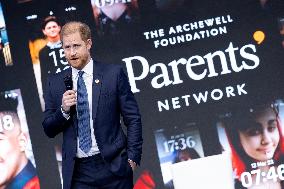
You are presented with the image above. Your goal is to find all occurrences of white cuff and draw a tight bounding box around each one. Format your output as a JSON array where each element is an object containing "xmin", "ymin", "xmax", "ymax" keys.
[{"xmin": 61, "ymin": 106, "xmax": 70, "ymax": 120}]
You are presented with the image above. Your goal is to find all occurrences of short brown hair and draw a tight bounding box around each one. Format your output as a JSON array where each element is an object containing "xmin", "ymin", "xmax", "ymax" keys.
[
  {"xmin": 60, "ymin": 21, "xmax": 91, "ymax": 42},
  {"xmin": 41, "ymin": 16, "xmax": 60, "ymax": 30}
]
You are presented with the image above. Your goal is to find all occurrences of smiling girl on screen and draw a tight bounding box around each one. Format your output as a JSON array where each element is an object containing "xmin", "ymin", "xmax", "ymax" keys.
[{"xmin": 224, "ymin": 100, "xmax": 284, "ymax": 189}]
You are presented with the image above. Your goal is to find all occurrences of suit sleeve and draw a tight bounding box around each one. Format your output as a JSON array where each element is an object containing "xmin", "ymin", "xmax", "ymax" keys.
[
  {"xmin": 118, "ymin": 66, "xmax": 143, "ymax": 165},
  {"xmin": 42, "ymin": 76, "xmax": 70, "ymax": 138}
]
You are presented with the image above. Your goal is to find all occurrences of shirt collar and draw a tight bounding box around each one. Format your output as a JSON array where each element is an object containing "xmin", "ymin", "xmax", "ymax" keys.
[
  {"xmin": 46, "ymin": 41, "xmax": 62, "ymax": 49},
  {"xmin": 72, "ymin": 59, "xmax": 93, "ymax": 79}
]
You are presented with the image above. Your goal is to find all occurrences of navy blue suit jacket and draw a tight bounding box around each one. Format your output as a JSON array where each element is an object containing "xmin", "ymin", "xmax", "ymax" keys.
[{"xmin": 42, "ymin": 61, "xmax": 143, "ymax": 189}]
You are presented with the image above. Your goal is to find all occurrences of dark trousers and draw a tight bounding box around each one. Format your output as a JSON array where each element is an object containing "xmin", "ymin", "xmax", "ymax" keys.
[{"xmin": 71, "ymin": 154, "xmax": 133, "ymax": 189}]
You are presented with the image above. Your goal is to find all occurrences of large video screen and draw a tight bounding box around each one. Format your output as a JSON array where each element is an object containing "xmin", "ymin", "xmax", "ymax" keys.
[
  {"xmin": 0, "ymin": 89, "xmax": 39, "ymax": 189},
  {"xmin": 1, "ymin": 0, "xmax": 284, "ymax": 188}
]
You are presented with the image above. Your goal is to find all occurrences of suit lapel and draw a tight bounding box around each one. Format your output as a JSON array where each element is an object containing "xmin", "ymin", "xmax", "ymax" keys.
[{"xmin": 92, "ymin": 61, "xmax": 103, "ymax": 122}]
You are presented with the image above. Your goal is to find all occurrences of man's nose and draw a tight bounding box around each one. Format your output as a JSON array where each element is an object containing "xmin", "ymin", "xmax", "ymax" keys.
[{"xmin": 70, "ymin": 48, "xmax": 76, "ymax": 56}]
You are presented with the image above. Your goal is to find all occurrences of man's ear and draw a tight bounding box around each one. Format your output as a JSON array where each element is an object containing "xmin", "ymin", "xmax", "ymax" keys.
[
  {"xmin": 18, "ymin": 132, "xmax": 28, "ymax": 152},
  {"xmin": 86, "ymin": 39, "xmax": 92, "ymax": 50},
  {"xmin": 42, "ymin": 29, "xmax": 47, "ymax": 36}
]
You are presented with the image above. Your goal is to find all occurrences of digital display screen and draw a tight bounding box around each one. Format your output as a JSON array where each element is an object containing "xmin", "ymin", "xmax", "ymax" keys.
[
  {"xmin": 0, "ymin": 89, "xmax": 40, "ymax": 188},
  {"xmin": 1, "ymin": 0, "xmax": 284, "ymax": 188},
  {"xmin": 0, "ymin": 2, "xmax": 12, "ymax": 66},
  {"xmin": 217, "ymin": 99, "xmax": 284, "ymax": 188},
  {"xmin": 154, "ymin": 123, "xmax": 203, "ymax": 188}
]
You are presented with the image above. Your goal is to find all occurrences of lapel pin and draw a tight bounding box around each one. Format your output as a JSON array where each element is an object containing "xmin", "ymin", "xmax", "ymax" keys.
[{"xmin": 95, "ymin": 79, "xmax": 100, "ymax": 84}]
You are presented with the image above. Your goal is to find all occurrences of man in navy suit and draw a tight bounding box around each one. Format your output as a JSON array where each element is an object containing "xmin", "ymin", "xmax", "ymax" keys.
[{"xmin": 42, "ymin": 21, "xmax": 143, "ymax": 189}]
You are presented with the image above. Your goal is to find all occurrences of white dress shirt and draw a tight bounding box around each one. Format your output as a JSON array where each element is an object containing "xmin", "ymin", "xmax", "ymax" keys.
[{"xmin": 71, "ymin": 59, "xmax": 100, "ymax": 157}]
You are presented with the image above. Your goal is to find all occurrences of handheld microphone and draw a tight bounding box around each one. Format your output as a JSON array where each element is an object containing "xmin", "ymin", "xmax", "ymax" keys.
[
  {"xmin": 63, "ymin": 74, "xmax": 75, "ymax": 114},
  {"xmin": 64, "ymin": 75, "xmax": 73, "ymax": 90}
]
